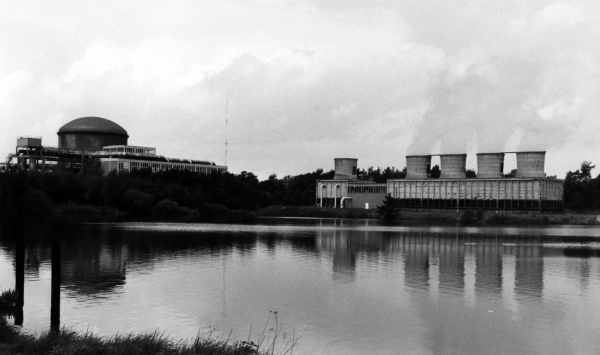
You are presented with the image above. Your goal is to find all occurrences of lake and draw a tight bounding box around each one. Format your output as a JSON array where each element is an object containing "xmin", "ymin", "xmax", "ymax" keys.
[{"xmin": 2, "ymin": 219, "xmax": 600, "ymax": 354}]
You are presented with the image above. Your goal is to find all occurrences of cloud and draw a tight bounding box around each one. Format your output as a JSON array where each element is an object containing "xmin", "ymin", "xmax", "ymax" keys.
[{"xmin": 1, "ymin": 0, "xmax": 599, "ymax": 177}]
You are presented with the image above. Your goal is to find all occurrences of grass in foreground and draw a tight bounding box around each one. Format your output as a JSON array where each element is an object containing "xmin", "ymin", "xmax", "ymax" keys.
[{"xmin": 0, "ymin": 317, "xmax": 261, "ymax": 355}]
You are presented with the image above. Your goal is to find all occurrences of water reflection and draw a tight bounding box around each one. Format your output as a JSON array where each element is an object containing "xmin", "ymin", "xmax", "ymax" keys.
[
  {"xmin": 474, "ymin": 239, "xmax": 503, "ymax": 295},
  {"xmin": 1, "ymin": 221, "xmax": 600, "ymax": 354},
  {"xmin": 515, "ymin": 245, "xmax": 544, "ymax": 299}
]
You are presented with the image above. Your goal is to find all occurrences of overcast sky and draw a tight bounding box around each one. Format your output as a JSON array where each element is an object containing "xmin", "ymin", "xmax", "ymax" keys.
[{"xmin": 1, "ymin": 0, "xmax": 599, "ymax": 178}]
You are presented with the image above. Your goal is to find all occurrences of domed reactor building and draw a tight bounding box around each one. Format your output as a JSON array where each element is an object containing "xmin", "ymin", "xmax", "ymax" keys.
[
  {"xmin": 58, "ymin": 116, "xmax": 129, "ymax": 151},
  {"xmin": 8, "ymin": 116, "xmax": 226, "ymax": 175}
]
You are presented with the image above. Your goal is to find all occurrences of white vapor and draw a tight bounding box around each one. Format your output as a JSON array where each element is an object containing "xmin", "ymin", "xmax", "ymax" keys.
[{"xmin": 1, "ymin": 0, "xmax": 599, "ymax": 178}]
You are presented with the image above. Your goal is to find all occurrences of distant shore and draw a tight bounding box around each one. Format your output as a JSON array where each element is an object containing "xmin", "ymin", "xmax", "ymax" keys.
[
  {"xmin": 29, "ymin": 204, "xmax": 600, "ymax": 226},
  {"xmin": 257, "ymin": 205, "xmax": 600, "ymax": 226}
]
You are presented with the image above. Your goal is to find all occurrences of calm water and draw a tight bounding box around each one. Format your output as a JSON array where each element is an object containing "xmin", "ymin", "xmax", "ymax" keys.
[{"xmin": 2, "ymin": 219, "xmax": 600, "ymax": 354}]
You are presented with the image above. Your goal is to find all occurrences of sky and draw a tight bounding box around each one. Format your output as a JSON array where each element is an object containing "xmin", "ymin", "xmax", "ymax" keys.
[{"xmin": 1, "ymin": 0, "xmax": 599, "ymax": 178}]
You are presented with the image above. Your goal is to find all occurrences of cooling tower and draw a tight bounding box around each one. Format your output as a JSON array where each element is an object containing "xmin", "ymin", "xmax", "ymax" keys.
[
  {"xmin": 440, "ymin": 154, "xmax": 467, "ymax": 179},
  {"xmin": 334, "ymin": 158, "xmax": 358, "ymax": 180},
  {"xmin": 516, "ymin": 151, "xmax": 545, "ymax": 178},
  {"xmin": 476, "ymin": 153, "xmax": 505, "ymax": 178},
  {"xmin": 406, "ymin": 155, "xmax": 431, "ymax": 179}
]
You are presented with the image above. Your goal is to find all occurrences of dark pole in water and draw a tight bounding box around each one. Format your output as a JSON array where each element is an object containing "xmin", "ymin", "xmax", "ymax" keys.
[
  {"xmin": 14, "ymin": 223, "xmax": 24, "ymax": 326},
  {"xmin": 50, "ymin": 240, "xmax": 61, "ymax": 333}
]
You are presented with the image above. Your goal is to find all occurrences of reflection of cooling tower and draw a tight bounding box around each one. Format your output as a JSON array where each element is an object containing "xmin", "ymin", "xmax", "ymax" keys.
[
  {"xmin": 516, "ymin": 151, "xmax": 545, "ymax": 178},
  {"xmin": 477, "ymin": 153, "xmax": 505, "ymax": 178},
  {"xmin": 440, "ymin": 154, "xmax": 467, "ymax": 179},
  {"xmin": 334, "ymin": 158, "xmax": 358, "ymax": 180},
  {"xmin": 406, "ymin": 155, "xmax": 431, "ymax": 179}
]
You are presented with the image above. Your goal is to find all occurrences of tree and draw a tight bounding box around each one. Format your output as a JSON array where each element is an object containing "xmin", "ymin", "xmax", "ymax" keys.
[
  {"xmin": 580, "ymin": 161, "xmax": 595, "ymax": 181},
  {"xmin": 429, "ymin": 165, "xmax": 441, "ymax": 178},
  {"xmin": 377, "ymin": 194, "xmax": 399, "ymax": 223}
]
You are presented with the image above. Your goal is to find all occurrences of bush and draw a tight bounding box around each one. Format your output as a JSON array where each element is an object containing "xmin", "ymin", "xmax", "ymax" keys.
[
  {"xmin": 152, "ymin": 199, "xmax": 197, "ymax": 221},
  {"xmin": 377, "ymin": 195, "xmax": 399, "ymax": 223},
  {"xmin": 57, "ymin": 203, "xmax": 103, "ymax": 223},
  {"xmin": 121, "ymin": 189, "xmax": 154, "ymax": 217},
  {"xmin": 21, "ymin": 188, "xmax": 55, "ymax": 221}
]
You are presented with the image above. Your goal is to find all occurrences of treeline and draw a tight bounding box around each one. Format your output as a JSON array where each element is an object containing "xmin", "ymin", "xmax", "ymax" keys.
[
  {"xmin": 1, "ymin": 161, "xmax": 599, "ymax": 225},
  {"xmin": 0, "ymin": 168, "xmax": 336, "ymax": 224},
  {"xmin": 563, "ymin": 161, "xmax": 600, "ymax": 210}
]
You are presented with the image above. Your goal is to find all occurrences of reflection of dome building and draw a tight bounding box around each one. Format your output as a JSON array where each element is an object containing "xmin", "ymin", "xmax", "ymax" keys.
[{"xmin": 58, "ymin": 116, "xmax": 129, "ymax": 151}]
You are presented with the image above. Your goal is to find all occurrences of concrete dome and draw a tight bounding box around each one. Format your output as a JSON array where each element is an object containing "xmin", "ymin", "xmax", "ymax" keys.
[
  {"xmin": 58, "ymin": 116, "xmax": 129, "ymax": 151},
  {"xmin": 58, "ymin": 116, "xmax": 128, "ymax": 137}
]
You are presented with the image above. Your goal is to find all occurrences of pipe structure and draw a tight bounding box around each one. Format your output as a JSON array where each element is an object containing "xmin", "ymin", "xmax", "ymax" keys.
[
  {"xmin": 406, "ymin": 155, "xmax": 431, "ymax": 179},
  {"xmin": 340, "ymin": 196, "xmax": 351, "ymax": 209},
  {"xmin": 516, "ymin": 151, "xmax": 545, "ymax": 178},
  {"xmin": 477, "ymin": 153, "xmax": 505, "ymax": 178},
  {"xmin": 334, "ymin": 158, "xmax": 358, "ymax": 180},
  {"xmin": 440, "ymin": 154, "xmax": 467, "ymax": 179}
]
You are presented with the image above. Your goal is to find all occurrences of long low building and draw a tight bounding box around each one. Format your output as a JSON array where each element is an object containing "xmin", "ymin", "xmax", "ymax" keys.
[
  {"xmin": 97, "ymin": 145, "xmax": 226, "ymax": 175},
  {"xmin": 387, "ymin": 177, "xmax": 563, "ymax": 210},
  {"xmin": 7, "ymin": 116, "xmax": 227, "ymax": 175},
  {"xmin": 317, "ymin": 152, "xmax": 564, "ymax": 211}
]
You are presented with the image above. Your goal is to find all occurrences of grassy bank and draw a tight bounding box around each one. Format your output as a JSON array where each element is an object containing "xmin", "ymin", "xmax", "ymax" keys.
[
  {"xmin": 0, "ymin": 290, "xmax": 264, "ymax": 355},
  {"xmin": 0, "ymin": 320, "xmax": 260, "ymax": 355},
  {"xmin": 0, "ymin": 292, "xmax": 262, "ymax": 355}
]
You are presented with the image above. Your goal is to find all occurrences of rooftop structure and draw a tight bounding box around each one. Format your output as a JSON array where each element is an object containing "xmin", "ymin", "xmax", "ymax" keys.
[
  {"xmin": 406, "ymin": 155, "xmax": 431, "ymax": 179},
  {"xmin": 334, "ymin": 158, "xmax": 358, "ymax": 180},
  {"xmin": 440, "ymin": 154, "xmax": 467, "ymax": 179},
  {"xmin": 476, "ymin": 153, "xmax": 505, "ymax": 178},
  {"xmin": 515, "ymin": 151, "xmax": 545, "ymax": 178}
]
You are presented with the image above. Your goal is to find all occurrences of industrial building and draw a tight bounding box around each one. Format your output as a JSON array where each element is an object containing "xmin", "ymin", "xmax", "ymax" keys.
[
  {"xmin": 318, "ymin": 152, "xmax": 564, "ymax": 211},
  {"xmin": 7, "ymin": 116, "xmax": 227, "ymax": 175},
  {"xmin": 316, "ymin": 158, "xmax": 387, "ymax": 209}
]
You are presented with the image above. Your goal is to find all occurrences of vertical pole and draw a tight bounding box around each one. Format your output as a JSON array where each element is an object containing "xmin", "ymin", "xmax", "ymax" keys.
[
  {"xmin": 319, "ymin": 183, "xmax": 323, "ymax": 208},
  {"xmin": 496, "ymin": 181, "xmax": 499, "ymax": 211},
  {"xmin": 538, "ymin": 181, "xmax": 543, "ymax": 211},
  {"xmin": 50, "ymin": 240, "xmax": 61, "ymax": 333},
  {"xmin": 333, "ymin": 193, "xmax": 337, "ymax": 209},
  {"xmin": 14, "ymin": 226, "xmax": 24, "ymax": 326},
  {"xmin": 456, "ymin": 181, "xmax": 459, "ymax": 213}
]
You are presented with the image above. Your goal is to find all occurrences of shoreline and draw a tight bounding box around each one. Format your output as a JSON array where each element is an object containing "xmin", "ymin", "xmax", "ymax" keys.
[{"xmin": 257, "ymin": 205, "xmax": 600, "ymax": 226}]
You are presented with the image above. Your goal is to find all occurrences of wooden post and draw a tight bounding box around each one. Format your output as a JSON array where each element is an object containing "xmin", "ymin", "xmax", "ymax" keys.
[
  {"xmin": 14, "ymin": 224, "xmax": 24, "ymax": 326},
  {"xmin": 50, "ymin": 240, "xmax": 61, "ymax": 333}
]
